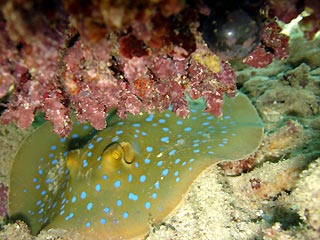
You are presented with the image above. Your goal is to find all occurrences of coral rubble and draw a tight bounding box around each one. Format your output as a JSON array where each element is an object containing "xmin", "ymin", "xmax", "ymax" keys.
[{"xmin": 294, "ymin": 158, "xmax": 320, "ymax": 234}]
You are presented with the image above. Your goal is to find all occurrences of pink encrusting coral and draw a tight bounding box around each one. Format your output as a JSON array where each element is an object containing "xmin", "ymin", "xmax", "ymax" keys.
[
  {"xmin": 243, "ymin": 20, "xmax": 290, "ymax": 68},
  {"xmin": 0, "ymin": 0, "xmax": 71, "ymax": 135},
  {"xmin": 0, "ymin": 0, "xmax": 237, "ymax": 136},
  {"xmin": 0, "ymin": 0, "xmax": 314, "ymax": 136}
]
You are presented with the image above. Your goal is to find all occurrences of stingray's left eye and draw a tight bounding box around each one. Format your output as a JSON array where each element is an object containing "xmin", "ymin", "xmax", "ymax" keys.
[
  {"xmin": 101, "ymin": 142, "xmax": 136, "ymax": 166},
  {"xmin": 102, "ymin": 142, "xmax": 124, "ymax": 165}
]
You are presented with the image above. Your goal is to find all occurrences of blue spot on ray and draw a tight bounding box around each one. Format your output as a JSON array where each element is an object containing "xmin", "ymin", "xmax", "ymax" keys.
[
  {"xmin": 116, "ymin": 200, "xmax": 122, "ymax": 207},
  {"xmin": 123, "ymin": 212, "xmax": 129, "ymax": 219},
  {"xmin": 169, "ymin": 149, "xmax": 176, "ymax": 156},
  {"xmin": 65, "ymin": 212, "xmax": 74, "ymax": 221},
  {"xmin": 139, "ymin": 175, "xmax": 146, "ymax": 182},
  {"xmin": 128, "ymin": 174, "xmax": 133, "ymax": 182},
  {"xmin": 80, "ymin": 192, "xmax": 86, "ymax": 199},
  {"xmin": 128, "ymin": 192, "xmax": 138, "ymax": 201},
  {"xmin": 95, "ymin": 184, "xmax": 101, "ymax": 192},
  {"xmin": 72, "ymin": 134, "xmax": 78, "ymax": 139},
  {"xmin": 145, "ymin": 201, "xmax": 151, "ymax": 209},
  {"xmin": 86, "ymin": 202, "xmax": 93, "ymax": 211},
  {"xmin": 144, "ymin": 158, "xmax": 151, "ymax": 164},
  {"xmin": 184, "ymin": 127, "xmax": 192, "ymax": 132},
  {"xmin": 100, "ymin": 218, "xmax": 106, "ymax": 224},
  {"xmin": 88, "ymin": 143, "xmax": 94, "ymax": 149},
  {"xmin": 162, "ymin": 169, "xmax": 169, "ymax": 176},
  {"xmin": 82, "ymin": 159, "xmax": 88, "ymax": 167},
  {"xmin": 161, "ymin": 136, "xmax": 169, "ymax": 142},
  {"xmin": 159, "ymin": 119, "xmax": 165, "ymax": 124},
  {"xmin": 114, "ymin": 180, "xmax": 121, "ymax": 188},
  {"xmin": 116, "ymin": 130, "xmax": 123, "ymax": 135},
  {"xmin": 51, "ymin": 145, "xmax": 57, "ymax": 151}
]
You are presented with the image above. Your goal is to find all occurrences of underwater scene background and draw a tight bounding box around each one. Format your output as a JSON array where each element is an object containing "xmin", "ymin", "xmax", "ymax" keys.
[{"xmin": 0, "ymin": 1, "xmax": 319, "ymax": 239}]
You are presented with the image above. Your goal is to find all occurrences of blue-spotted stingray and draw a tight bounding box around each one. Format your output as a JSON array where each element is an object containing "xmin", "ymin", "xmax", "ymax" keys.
[{"xmin": 9, "ymin": 93, "xmax": 263, "ymax": 240}]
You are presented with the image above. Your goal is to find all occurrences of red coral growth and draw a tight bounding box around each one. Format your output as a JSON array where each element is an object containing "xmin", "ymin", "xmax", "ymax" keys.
[
  {"xmin": 0, "ymin": 0, "xmax": 276, "ymax": 136},
  {"xmin": 243, "ymin": 20, "xmax": 289, "ymax": 68},
  {"xmin": 0, "ymin": 183, "xmax": 8, "ymax": 217},
  {"xmin": 133, "ymin": 78, "xmax": 154, "ymax": 99},
  {"xmin": 0, "ymin": 0, "xmax": 72, "ymax": 135},
  {"xmin": 243, "ymin": 45, "xmax": 274, "ymax": 68},
  {"xmin": 119, "ymin": 34, "xmax": 149, "ymax": 59},
  {"xmin": 0, "ymin": 13, "xmax": 16, "ymax": 99},
  {"xmin": 261, "ymin": 21, "xmax": 289, "ymax": 60},
  {"xmin": 188, "ymin": 58, "xmax": 236, "ymax": 116},
  {"xmin": 122, "ymin": 55, "xmax": 191, "ymax": 117}
]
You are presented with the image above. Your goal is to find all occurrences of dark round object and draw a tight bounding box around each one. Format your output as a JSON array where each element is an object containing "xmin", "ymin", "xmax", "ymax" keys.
[{"xmin": 202, "ymin": 9, "xmax": 260, "ymax": 60}]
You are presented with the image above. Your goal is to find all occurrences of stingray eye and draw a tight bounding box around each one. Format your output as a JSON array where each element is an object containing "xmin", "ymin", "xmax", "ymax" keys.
[
  {"xmin": 102, "ymin": 142, "xmax": 124, "ymax": 166},
  {"xmin": 111, "ymin": 148, "xmax": 121, "ymax": 160},
  {"xmin": 101, "ymin": 141, "xmax": 136, "ymax": 166}
]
